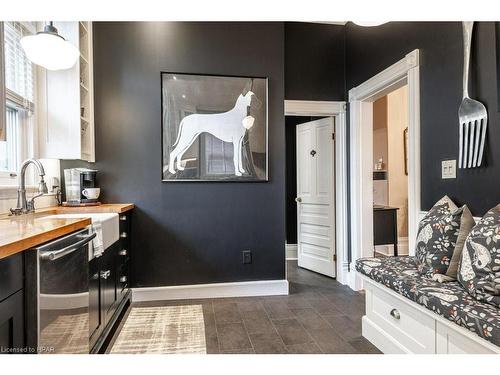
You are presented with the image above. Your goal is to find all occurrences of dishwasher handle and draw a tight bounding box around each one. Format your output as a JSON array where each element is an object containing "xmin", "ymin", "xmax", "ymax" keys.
[{"xmin": 40, "ymin": 232, "xmax": 96, "ymax": 261}]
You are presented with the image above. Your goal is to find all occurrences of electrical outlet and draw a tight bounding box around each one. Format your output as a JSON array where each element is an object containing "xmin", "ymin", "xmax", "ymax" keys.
[
  {"xmin": 242, "ymin": 250, "xmax": 252, "ymax": 264},
  {"xmin": 442, "ymin": 160, "xmax": 456, "ymax": 179}
]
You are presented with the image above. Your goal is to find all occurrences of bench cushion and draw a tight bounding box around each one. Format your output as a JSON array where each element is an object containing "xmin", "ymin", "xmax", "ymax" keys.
[{"xmin": 356, "ymin": 256, "xmax": 500, "ymax": 347}]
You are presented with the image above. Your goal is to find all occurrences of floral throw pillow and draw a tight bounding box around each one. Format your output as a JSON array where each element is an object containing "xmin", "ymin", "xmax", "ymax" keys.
[
  {"xmin": 415, "ymin": 196, "xmax": 474, "ymax": 280},
  {"xmin": 458, "ymin": 206, "xmax": 500, "ymax": 308}
]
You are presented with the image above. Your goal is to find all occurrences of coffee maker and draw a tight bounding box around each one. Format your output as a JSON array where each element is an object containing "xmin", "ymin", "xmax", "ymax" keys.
[{"xmin": 64, "ymin": 168, "xmax": 99, "ymax": 205}]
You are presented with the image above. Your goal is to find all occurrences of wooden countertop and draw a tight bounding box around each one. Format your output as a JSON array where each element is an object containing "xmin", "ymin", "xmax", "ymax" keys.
[
  {"xmin": 38, "ymin": 203, "xmax": 135, "ymax": 214},
  {"xmin": 0, "ymin": 203, "xmax": 134, "ymax": 260}
]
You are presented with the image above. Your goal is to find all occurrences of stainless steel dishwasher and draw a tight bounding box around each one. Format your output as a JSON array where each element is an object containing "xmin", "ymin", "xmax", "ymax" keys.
[{"xmin": 25, "ymin": 227, "xmax": 96, "ymax": 354}]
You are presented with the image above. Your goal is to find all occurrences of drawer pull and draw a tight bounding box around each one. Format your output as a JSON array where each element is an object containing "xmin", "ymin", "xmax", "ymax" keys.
[
  {"xmin": 119, "ymin": 249, "xmax": 128, "ymax": 256},
  {"xmin": 120, "ymin": 216, "xmax": 127, "ymax": 221},
  {"xmin": 100, "ymin": 270, "xmax": 111, "ymax": 280},
  {"xmin": 120, "ymin": 276, "xmax": 127, "ymax": 283},
  {"xmin": 120, "ymin": 232, "xmax": 128, "ymax": 238},
  {"xmin": 390, "ymin": 308, "xmax": 400, "ymax": 320}
]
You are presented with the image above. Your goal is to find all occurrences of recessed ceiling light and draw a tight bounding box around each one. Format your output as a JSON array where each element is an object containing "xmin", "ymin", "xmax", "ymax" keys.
[
  {"xmin": 182, "ymin": 94, "xmax": 186, "ymax": 99},
  {"xmin": 173, "ymin": 76, "xmax": 177, "ymax": 80},
  {"xmin": 352, "ymin": 21, "xmax": 388, "ymax": 27}
]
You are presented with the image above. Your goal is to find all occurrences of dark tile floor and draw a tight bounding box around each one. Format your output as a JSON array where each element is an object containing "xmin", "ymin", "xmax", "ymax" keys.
[{"xmin": 110, "ymin": 261, "xmax": 381, "ymax": 354}]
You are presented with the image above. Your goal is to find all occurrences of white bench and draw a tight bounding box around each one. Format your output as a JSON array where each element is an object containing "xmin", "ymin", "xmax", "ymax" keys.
[{"xmin": 360, "ymin": 275, "xmax": 500, "ymax": 354}]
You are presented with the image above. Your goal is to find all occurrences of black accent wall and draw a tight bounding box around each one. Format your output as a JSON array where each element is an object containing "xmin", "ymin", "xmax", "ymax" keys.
[
  {"xmin": 346, "ymin": 22, "xmax": 500, "ymax": 215},
  {"xmin": 92, "ymin": 22, "xmax": 285, "ymax": 287},
  {"xmin": 285, "ymin": 22, "xmax": 345, "ymax": 101}
]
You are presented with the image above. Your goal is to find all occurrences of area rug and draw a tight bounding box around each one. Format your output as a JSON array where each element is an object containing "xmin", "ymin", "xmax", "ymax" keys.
[{"xmin": 110, "ymin": 305, "xmax": 207, "ymax": 354}]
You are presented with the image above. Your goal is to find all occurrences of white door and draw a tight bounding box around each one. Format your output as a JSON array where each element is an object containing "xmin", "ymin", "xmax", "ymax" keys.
[{"xmin": 296, "ymin": 117, "xmax": 336, "ymax": 277}]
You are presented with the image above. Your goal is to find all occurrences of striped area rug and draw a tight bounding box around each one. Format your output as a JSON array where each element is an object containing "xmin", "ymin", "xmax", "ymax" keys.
[{"xmin": 110, "ymin": 305, "xmax": 207, "ymax": 354}]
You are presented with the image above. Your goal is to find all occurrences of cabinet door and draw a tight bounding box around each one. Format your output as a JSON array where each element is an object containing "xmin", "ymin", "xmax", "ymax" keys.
[
  {"xmin": 0, "ymin": 290, "xmax": 25, "ymax": 353},
  {"xmin": 89, "ymin": 257, "xmax": 101, "ymax": 346},
  {"xmin": 101, "ymin": 244, "xmax": 118, "ymax": 325}
]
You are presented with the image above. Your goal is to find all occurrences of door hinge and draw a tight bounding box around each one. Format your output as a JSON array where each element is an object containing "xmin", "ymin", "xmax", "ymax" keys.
[
  {"xmin": 333, "ymin": 254, "xmax": 337, "ymax": 262},
  {"xmin": 332, "ymin": 133, "xmax": 335, "ymax": 140}
]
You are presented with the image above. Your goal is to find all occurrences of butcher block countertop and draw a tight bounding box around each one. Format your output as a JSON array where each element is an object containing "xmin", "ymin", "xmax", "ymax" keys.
[{"xmin": 0, "ymin": 203, "xmax": 134, "ymax": 260}]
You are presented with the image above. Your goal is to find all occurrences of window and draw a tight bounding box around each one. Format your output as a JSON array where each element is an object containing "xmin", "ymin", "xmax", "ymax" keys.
[{"xmin": 0, "ymin": 21, "xmax": 35, "ymax": 185}]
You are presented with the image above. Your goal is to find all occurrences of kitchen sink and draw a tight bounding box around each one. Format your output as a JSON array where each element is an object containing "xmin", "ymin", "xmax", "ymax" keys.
[{"xmin": 39, "ymin": 213, "xmax": 119, "ymax": 258}]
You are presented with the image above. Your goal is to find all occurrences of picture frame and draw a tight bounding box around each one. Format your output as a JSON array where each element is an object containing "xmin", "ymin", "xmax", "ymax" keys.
[{"xmin": 161, "ymin": 72, "xmax": 269, "ymax": 182}]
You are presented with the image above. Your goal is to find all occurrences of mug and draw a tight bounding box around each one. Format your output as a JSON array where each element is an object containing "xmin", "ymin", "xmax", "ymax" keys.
[{"xmin": 82, "ymin": 188, "xmax": 100, "ymax": 200}]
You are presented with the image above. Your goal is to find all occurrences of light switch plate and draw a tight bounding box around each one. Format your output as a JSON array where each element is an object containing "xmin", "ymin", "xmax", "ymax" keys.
[{"xmin": 442, "ymin": 160, "xmax": 456, "ymax": 179}]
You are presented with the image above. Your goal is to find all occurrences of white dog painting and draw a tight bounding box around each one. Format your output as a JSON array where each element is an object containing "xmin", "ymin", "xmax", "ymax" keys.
[
  {"xmin": 162, "ymin": 73, "xmax": 268, "ymax": 181},
  {"xmin": 168, "ymin": 91, "xmax": 255, "ymax": 176}
]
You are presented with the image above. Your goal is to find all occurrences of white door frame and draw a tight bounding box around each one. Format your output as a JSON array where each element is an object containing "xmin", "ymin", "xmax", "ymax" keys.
[
  {"xmin": 348, "ymin": 49, "xmax": 421, "ymax": 290},
  {"xmin": 285, "ymin": 100, "xmax": 349, "ymax": 284}
]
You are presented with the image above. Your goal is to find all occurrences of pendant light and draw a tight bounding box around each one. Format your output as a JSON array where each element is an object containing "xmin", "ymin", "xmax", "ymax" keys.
[{"xmin": 21, "ymin": 22, "xmax": 80, "ymax": 71}]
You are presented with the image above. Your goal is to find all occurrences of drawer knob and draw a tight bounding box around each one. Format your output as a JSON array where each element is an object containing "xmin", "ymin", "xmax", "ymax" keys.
[
  {"xmin": 120, "ymin": 232, "xmax": 128, "ymax": 238},
  {"xmin": 120, "ymin": 216, "xmax": 127, "ymax": 221},
  {"xmin": 119, "ymin": 249, "xmax": 128, "ymax": 256},
  {"xmin": 390, "ymin": 308, "xmax": 400, "ymax": 320},
  {"xmin": 120, "ymin": 276, "xmax": 127, "ymax": 283}
]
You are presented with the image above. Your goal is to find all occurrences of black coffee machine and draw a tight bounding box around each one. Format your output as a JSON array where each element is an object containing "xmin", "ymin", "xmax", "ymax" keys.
[{"xmin": 80, "ymin": 170, "xmax": 98, "ymax": 202}]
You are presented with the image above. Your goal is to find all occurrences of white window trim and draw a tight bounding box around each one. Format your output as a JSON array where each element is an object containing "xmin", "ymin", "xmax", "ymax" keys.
[{"xmin": 0, "ymin": 21, "xmax": 38, "ymax": 188}]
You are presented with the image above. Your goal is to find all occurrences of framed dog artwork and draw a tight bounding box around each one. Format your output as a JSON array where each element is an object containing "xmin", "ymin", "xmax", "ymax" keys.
[{"xmin": 161, "ymin": 72, "xmax": 268, "ymax": 181}]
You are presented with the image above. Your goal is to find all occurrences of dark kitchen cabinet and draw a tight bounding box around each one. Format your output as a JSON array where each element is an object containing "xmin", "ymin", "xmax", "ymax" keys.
[
  {"xmin": 0, "ymin": 253, "xmax": 25, "ymax": 354},
  {"xmin": 89, "ymin": 257, "xmax": 101, "ymax": 345},
  {"xmin": 0, "ymin": 290, "xmax": 24, "ymax": 354},
  {"xmin": 89, "ymin": 211, "xmax": 132, "ymax": 353},
  {"xmin": 101, "ymin": 244, "xmax": 118, "ymax": 325}
]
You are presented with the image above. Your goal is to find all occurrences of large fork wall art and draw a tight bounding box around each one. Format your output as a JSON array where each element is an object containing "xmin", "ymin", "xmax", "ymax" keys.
[{"xmin": 161, "ymin": 73, "xmax": 268, "ymax": 181}]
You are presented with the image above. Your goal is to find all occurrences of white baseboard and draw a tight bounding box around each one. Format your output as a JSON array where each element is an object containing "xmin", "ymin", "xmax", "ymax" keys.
[
  {"xmin": 286, "ymin": 243, "xmax": 298, "ymax": 260},
  {"xmin": 132, "ymin": 279, "xmax": 289, "ymax": 302}
]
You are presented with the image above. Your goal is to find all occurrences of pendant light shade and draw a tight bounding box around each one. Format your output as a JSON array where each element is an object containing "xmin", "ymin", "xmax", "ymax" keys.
[{"xmin": 21, "ymin": 23, "xmax": 80, "ymax": 71}]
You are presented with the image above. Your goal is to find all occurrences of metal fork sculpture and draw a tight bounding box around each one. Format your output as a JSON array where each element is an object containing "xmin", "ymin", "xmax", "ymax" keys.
[{"xmin": 458, "ymin": 21, "xmax": 488, "ymax": 169}]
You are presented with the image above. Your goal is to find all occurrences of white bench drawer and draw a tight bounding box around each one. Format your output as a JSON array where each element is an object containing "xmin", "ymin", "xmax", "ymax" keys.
[{"xmin": 366, "ymin": 284, "xmax": 436, "ymax": 353}]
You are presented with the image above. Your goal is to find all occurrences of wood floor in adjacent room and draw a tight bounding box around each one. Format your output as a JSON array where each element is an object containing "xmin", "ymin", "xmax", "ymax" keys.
[{"xmin": 107, "ymin": 261, "xmax": 381, "ymax": 354}]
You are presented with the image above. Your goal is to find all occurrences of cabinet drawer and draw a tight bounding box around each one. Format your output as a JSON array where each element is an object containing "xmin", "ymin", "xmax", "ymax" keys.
[
  {"xmin": 366, "ymin": 284, "xmax": 436, "ymax": 353},
  {"xmin": 0, "ymin": 253, "xmax": 23, "ymax": 302}
]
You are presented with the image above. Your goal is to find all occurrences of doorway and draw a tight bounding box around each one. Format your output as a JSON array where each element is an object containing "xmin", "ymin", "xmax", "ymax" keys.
[
  {"xmin": 372, "ymin": 85, "xmax": 409, "ymax": 256},
  {"xmin": 284, "ymin": 100, "xmax": 348, "ymax": 282},
  {"xmin": 348, "ymin": 50, "xmax": 420, "ymax": 290},
  {"xmin": 296, "ymin": 117, "xmax": 335, "ymax": 277}
]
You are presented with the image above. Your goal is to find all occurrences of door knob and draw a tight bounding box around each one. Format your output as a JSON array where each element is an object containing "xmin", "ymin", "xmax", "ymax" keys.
[
  {"xmin": 310, "ymin": 150, "xmax": 317, "ymax": 157},
  {"xmin": 295, "ymin": 197, "xmax": 302, "ymax": 203}
]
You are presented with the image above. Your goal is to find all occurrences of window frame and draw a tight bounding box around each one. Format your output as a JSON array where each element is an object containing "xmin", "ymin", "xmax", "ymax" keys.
[{"xmin": 0, "ymin": 21, "xmax": 37, "ymax": 187}]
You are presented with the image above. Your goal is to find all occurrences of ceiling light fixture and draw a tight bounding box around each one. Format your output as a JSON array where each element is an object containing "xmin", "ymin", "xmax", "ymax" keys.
[
  {"xmin": 21, "ymin": 22, "xmax": 80, "ymax": 71},
  {"xmin": 352, "ymin": 21, "xmax": 388, "ymax": 27}
]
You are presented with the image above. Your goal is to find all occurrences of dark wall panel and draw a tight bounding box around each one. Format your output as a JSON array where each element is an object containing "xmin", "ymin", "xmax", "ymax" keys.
[
  {"xmin": 346, "ymin": 22, "xmax": 500, "ymax": 216},
  {"xmin": 285, "ymin": 22, "xmax": 345, "ymax": 101},
  {"xmin": 92, "ymin": 22, "xmax": 285, "ymax": 287}
]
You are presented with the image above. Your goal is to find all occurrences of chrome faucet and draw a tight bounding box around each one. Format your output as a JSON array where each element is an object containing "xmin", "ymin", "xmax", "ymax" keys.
[{"xmin": 10, "ymin": 158, "xmax": 48, "ymax": 215}]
